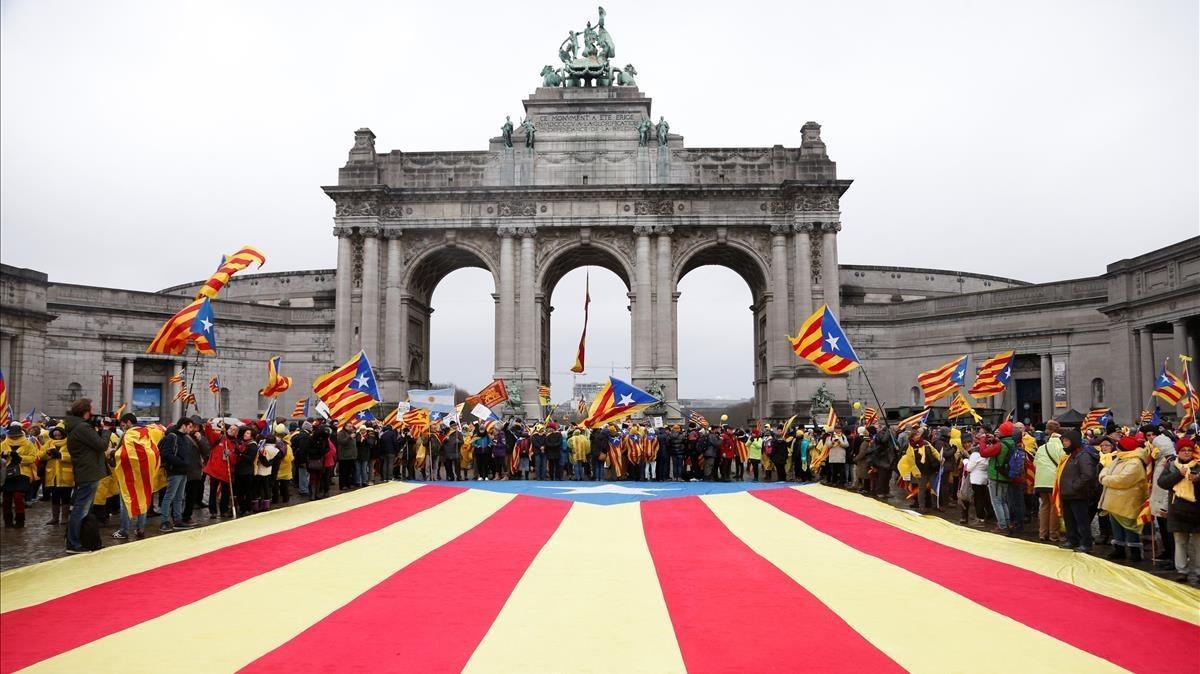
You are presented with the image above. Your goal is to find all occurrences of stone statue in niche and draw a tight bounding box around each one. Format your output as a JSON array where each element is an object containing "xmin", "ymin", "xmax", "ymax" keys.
[
  {"xmin": 636, "ymin": 118, "xmax": 652, "ymax": 146},
  {"xmin": 521, "ymin": 117, "xmax": 536, "ymax": 149},
  {"xmin": 656, "ymin": 117, "xmax": 670, "ymax": 147}
]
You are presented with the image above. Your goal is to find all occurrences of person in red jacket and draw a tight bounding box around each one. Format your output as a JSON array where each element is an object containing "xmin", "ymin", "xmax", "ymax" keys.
[
  {"xmin": 719, "ymin": 426, "xmax": 737, "ymax": 482},
  {"xmin": 203, "ymin": 423, "xmax": 238, "ymax": 518}
]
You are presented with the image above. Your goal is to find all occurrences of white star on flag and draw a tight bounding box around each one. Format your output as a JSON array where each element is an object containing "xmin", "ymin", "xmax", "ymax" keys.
[
  {"xmin": 353, "ymin": 374, "xmax": 371, "ymax": 390},
  {"xmin": 617, "ymin": 393, "xmax": 635, "ymax": 406},
  {"xmin": 540, "ymin": 484, "xmax": 680, "ymax": 496},
  {"xmin": 199, "ymin": 318, "xmax": 213, "ymax": 332},
  {"xmin": 825, "ymin": 334, "xmax": 840, "ymax": 351}
]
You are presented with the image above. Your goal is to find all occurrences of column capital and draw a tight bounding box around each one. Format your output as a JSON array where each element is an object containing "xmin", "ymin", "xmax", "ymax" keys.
[
  {"xmin": 359, "ymin": 225, "xmax": 381, "ymax": 238},
  {"xmin": 820, "ymin": 221, "xmax": 843, "ymax": 233},
  {"xmin": 516, "ymin": 226, "xmax": 538, "ymax": 238},
  {"xmin": 653, "ymin": 225, "xmax": 675, "ymax": 236},
  {"xmin": 332, "ymin": 226, "xmax": 354, "ymax": 239},
  {"xmin": 770, "ymin": 224, "xmax": 792, "ymax": 236},
  {"xmin": 793, "ymin": 222, "xmax": 815, "ymax": 233},
  {"xmin": 380, "ymin": 228, "xmax": 404, "ymax": 240},
  {"xmin": 633, "ymin": 224, "xmax": 655, "ymax": 236},
  {"xmin": 497, "ymin": 226, "xmax": 519, "ymax": 238}
]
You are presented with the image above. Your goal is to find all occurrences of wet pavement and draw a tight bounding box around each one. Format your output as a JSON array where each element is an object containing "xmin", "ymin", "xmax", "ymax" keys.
[{"xmin": 1, "ymin": 480, "xmax": 1190, "ymax": 583}]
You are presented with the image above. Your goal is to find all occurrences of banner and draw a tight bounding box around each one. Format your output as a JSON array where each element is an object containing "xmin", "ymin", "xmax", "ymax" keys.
[
  {"xmin": 408, "ymin": 387, "xmax": 456, "ymax": 414},
  {"xmin": 467, "ymin": 379, "xmax": 509, "ymax": 409}
]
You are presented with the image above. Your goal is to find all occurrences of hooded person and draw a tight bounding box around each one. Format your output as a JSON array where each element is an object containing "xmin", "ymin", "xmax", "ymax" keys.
[
  {"xmin": 2, "ymin": 423, "xmax": 40, "ymax": 528},
  {"xmin": 1098, "ymin": 435, "xmax": 1151, "ymax": 561},
  {"xmin": 1156, "ymin": 438, "xmax": 1200, "ymax": 582}
]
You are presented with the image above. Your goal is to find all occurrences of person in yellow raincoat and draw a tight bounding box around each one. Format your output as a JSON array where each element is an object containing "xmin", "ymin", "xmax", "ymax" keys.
[
  {"xmin": 274, "ymin": 423, "xmax": 294, "ymax": 504},
  {"xmin": 2, "ymin": 423, "xmax": 41, "ymax": 528},
  {"xmin": 38, "ymin": 426, "xmax": 74, "ymax": 525}
]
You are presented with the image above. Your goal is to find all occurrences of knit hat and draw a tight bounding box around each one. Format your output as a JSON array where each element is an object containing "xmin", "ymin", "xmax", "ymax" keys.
[
  {"xmin": 997, "ymin": 421, "xmax": 1014, "ymax": 436},
  {"xmin": 273, "ymin": 423, "xmax": 287, "ymax": 436},
  {"xmin": 1118, "ymin": 435, "xmax": 1140, "ymax": 451},
  {"xmin": 1176, "ymin": 437, "xmax": 1195, "ymax": 451}
]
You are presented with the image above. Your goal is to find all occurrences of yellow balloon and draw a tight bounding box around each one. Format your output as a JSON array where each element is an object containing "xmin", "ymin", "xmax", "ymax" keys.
[
  {"xmin": 852, "ymin": 401, "xmax": 862, "ymax": 410},
  {"xmin": 720, "ymin": 414, "xmax": 729, "ymax": 422}
]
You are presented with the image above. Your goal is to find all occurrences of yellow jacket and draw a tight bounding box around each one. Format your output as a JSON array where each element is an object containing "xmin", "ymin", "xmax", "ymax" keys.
[
  {"xmin": 276, "ymin": 445, "xmax": 294, "ymax": 481},
  {"xmin": 569, "ymin": 433, "xmax": 590, "ymax": 462},
  {"xmin": 1098, "ymin": 449, "xmax": 1149, "ymax": 520},
  {"xmin": 38, "ymin": 438, "xmax": 74, "ymax": 488},
  {"xmin": 1, "ymin": 436, "xmax": 41, "ymax": 481}
]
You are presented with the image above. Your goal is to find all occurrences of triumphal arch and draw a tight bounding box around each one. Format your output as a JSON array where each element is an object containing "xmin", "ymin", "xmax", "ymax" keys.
[{"xmin": 325, "ymin": 8, "xmax": 850, "ymax": 421}]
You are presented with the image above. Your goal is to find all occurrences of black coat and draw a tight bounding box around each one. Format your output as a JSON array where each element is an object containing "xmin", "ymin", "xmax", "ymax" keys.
[
  {"xmin": 63, "ymin": 415, "xmax": 109, "ymax": 484},
  {"xmin": 589, "ymin": 428, "xmax": 610, "ymax": 459},
  {"xmin": 159, "ymin": 429, "xmax": 195, "ymax": 476},
  {"xmin": 1156, "ymin": 462, "xmax": 1200, "ymax": 531},
  {"xmin": 378, "ymin": 428, "xmax": 398, "ymax": 456},
  {"xmin": 292, "ymin": 430, "xmax": 314, "ymax": 463},
  {"xmin": 1058, "ymin": 450, "xmax": 1100, "ymax": 502}
]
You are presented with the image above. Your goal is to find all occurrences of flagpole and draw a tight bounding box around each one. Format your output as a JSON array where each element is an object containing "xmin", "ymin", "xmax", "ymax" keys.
[{"xmin": 857, "ymin": 365, "xmax": 902, "ymax": 452}]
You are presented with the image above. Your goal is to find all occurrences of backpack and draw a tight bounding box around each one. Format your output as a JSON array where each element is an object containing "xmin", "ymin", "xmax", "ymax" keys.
[
  {"xmin": 1006, "ymin": 442, "xmax": 1026, "ymax": 480},
  {"xmin": 80, "ymin": 513, "xmax": 103, "ymax": 551}
]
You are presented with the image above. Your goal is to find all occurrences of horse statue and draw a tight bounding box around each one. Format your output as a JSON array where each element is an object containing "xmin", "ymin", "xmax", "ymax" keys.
[
  {"xmin": 617, "ymin": 64, "xmax": 637, "ymax": 86},
  {"xmin": 540, "ymin": 65, "xmax": 563, "ymax": 87}
]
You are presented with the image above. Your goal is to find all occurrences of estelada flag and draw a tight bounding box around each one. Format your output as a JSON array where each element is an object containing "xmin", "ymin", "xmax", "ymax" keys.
[
  {"xmin": 897, "ymin": 408, "xmax": 930, "ymax": 431},
  {"xmin": 292, "ymin": 398, "xmax": 310, "ymax": 419},
  {"xmin": 147, "ymin": 297, "xmax": 217, "ymax": 356},
  {"xmin": 313, "ymin": 351, "xmax": 380, "ymax": 423},
  {"xmin": 538, "ymin": 385, "xmax": 551, "ymax": 406},
  {"xmin": 1081, "ymin": 408, "xmax": 1112, "ymax": 433},
  {"xmin": 0, "ymin": 369, "xmax": 9, "ymax": 427},
  {"xmin": 917, "ymin": 356, "xmax": 968, "ymax": 405},
  {"xmin": 468, "ymin": 379, "xmax": 509, "ymax": 409},
  {"xmin": 948, "ymin": 392, "xmax": 982, "ymax": 423},
  {"xmin": 859, "ymin": 407, "xmax": 879, "ymax": 427},
  {"xmin": 402, "ymin": 408, "xmax": 430, "ymax": 436},
  {"xmin": 196, "ymin": 246, "xmax": 266, "ymax": 300},
  {"xmin": 968, "ymin": 351, "xmax": 1014, "ymax": 397},
  {"xmin": 788, "ymin": 305, "xmax": 860, "ymax": 375},
  {"xmin": 580, "ymin": 377, "xmax": 659, "ymax": 429},
  {"xmin": 570, "ymin": 273, "xmax": 590, "ymax": 373},
  {"xmin": 259, "ymin": 356, "xmax": 293, "ymax": 398},
  {"xmin": 1152, "ymin": 360, "xmax": 1187, "ymax": 406},
  {"xmin": 114, "ymin": 426, "xmax": 163, "ymax": 518}
]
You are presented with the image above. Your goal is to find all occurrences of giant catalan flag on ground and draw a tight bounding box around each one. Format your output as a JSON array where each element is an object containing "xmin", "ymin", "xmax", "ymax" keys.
[{"xmin": 1, "ymin": 481, "xmax": 1196, "ymax": 672}]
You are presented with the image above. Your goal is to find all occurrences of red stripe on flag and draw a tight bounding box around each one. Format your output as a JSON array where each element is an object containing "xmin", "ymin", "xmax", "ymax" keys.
[
  {"xmin": 753, "ymin": 488, "xmax": 1199, "ymax": 673},
  {"xmin": 118, "ymin": 448, "xmax": 142, "ymax": 517},
  {"xmin": 134, "ymin": 443, "xmax": 154, "ymax": 517},
  {"xmin": 243, "ymin": 496, "xmax": 570, "ymax": 674},
  {"xmin": 641, "ymin": 497, "xmax": 903, "ymax": 674},
  {"xmin": 0, "ymin": 486, "xmax": 462, "ymax": 673}
]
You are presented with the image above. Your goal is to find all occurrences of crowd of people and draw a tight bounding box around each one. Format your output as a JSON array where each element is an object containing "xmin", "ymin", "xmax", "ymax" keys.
[{"xmin": 2, "ymin": 398, "xmax": 1197, "ymax": 585}]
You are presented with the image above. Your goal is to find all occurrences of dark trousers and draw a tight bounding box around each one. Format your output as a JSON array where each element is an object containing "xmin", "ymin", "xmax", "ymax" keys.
[
  {"xmin": 274, "ymin": 479, "xmax": 290, "ymax": 504},
  {"xmin": 773, "ymin": 458, "xmax": 788, "ymax": 482},
  {"xmin": 338, "ymin": 459, "xmax": 356, "ymax": 488},
  {"xmin": 748, "ymin": 458, "xmax": 761, "ymax": 481},
  {"xmin": 308, "ymin": 469, "xmax": 326, "ymax": 499},
  {"xmin": 912, "ymin": 473, "xmax": 935, "ymax": 509},
  {"xmin": 234, "ymin": 473, "xmax": 254, "ymax": 515},
  {"xmin": 182, "ymin": 478, "xmax": 204, "ymax": 521},
  {"xmin": 971, "ymin": 483, "xmax": 991, "ymax": 520},
  {"xmin": 1155, "ymin": 516, "xmax": 1174, "ymax": 559},
  {"xmin": 443, "ymin": 459, "xmax": 459, "ymax": 481},
  {"xmin": 1062, "ymin": 499, "xmax": 1094, "ymax": 550},
  {"xmin": 872, "ymin": 467, "xmax": 891, "ymax": 497},
  {"xmin": 207, "ymin": 477, "xmax": 231, "ymax": 515},
  {"xmin": 2, "ymin": 491, "xmax": 27, "ymax": 524},
  {"xmin": 828, "ymin": 463, "xmax": 846, "ymax": 486},
  {"xmin": 476, "ymin": 454, "xmax": 489, "ymax": 479},
  {"xmin": 378, "ymin": 453, "xmax": 396, "ymax": 481}
]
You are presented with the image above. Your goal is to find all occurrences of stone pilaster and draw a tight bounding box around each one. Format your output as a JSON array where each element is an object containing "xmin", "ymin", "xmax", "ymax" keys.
[
  {"xmin": 768, "ymin": 225, "xmax": 794, "ymax": 416},
  {"xmin": 792, "ymin": 223, "xmax": 814, "ymax": 321},
  {"xmin": 517, "ymin": 227, "xmax": 539, "ymax": 416},
  {"xmin": 359, "ymin": 227, "xmax": 381, "ymax": 363},
  {"xmin": 333, "ymin": 228, "xmax": 354, "ymax": 363},
  {"xmin": 633, "ymin": 225, "xmax": 654, "ymax": 381},
  {"xmin": 381, "ymin": 229, "xmax": 404, "ymax": 401},
  {"xmin": 1040, "ymin": 354, "xmax": 1053, "ymax": 422},
  {"xmin": 497, "ymin": 228, "xmax": 517, "ymax": 376},
  {"xmin": 121, "ymin": 357, "xmax": 134, "ymax": 410},
  {"xmin": 1138, "ymin": 327, "xmax": 1154, "ymax": 406},
  {"xmin": 654, "ymin": 225, "xmax": 679, "ymax": 419},
  {"xmin": 821, "ymin": 222, "xmax": 841, "ymax": 317}
]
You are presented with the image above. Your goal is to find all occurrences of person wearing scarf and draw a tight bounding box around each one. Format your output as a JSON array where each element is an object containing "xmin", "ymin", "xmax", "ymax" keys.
[
  {"xmin": 1156, "ymin": 438, "xmax": 1200, "ymax": 583},
  {"xmin": 1098, "ymin": 435, "xmax": 1150, "ymax": 562},
  {"xmin": 2, "ymin": 424, "xmax": 41, "ymax": 528},
  {"xmin": 1053, "ymin": 429, "xmax": 1098, "ymax": 552}
]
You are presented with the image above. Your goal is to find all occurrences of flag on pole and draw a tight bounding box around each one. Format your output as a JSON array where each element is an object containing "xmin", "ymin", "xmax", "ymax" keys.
[
  {"xmin": 260, "ymin": 398, "xmax": 278, "ymax": 423},
  {"xmin": 196, "ymin": 246, "xmax": 266, "ymax": 300},
  {"xmin": 113, "ymin": 403, "xmax": 127, "ymax": 420},
  {"xmin": 291, "ymin": 398, "xmax": 309, "ymax": 419},
  {"xmin": 467, "ymin": 380, "xmax": 509, "ymax": 409},
  {"xmin": 917, "ymin": 356, "xmax": 969, "ymax": 405},
  {"xmin": 0, "ymin": 369, "xmax": 9, "ymax": 427},
  {"xmin": 825, "ymin": 408, "xmax": 838, "ymax": 432},
  {"xmin": 897, "ymin": 408, "xmax": 930, "ymax": 431},
  {"xmin": 1138, "ymin": 410, "xmax": 1153, "ymax": 424},
  {"xmin": 172, "ymin": 385, "xmax": 191, "ymax": 403},
  {"xmin": 538, "ymin": 385, "xmax": 551, "ymax": 407},
  {"xmin": 968, "ymin": 350, "xmax": 1014, "ymax": 397},
  {"xmin": 381, "ymin": 407, "xmax": 400, "ymax": 428},
  {"xmin": 259, "ymin": 356, "xmax": 293, "ymax": 397},
  {"xmin": 355, "ymin": 409, "xmax": 375, "ymax": 423},
  {"xmin": 688, "ymin": 411, "xmax": 710, "ymax": 428},
  {"xmin": 1152, "ymin": 360, "xmax": 1188, "ymax": 406},
  {"xmin": 1081, "ymin": 408, "xmax": 1112, "ymax": 433},
  {"xmin": 787, "ymin": 305, "xmax": 860, "ymax": 375},
  {"xmin": 407, "ymin": 387, "xmax": 455, "ymax": 414},
  {"xmin": 570, "ymin": 273, "xmax": 591, "ymax": 373},
  {"xmin": 208, "ymin": 377, "xmax": 221, "ymax": 394},
  {"xmin": 859, "ymin": 407, "xmax": 879, "ymax": 427},
  {"xmin": 169, "ymin": 373, "xmax": 185, "ymax": 384},
  {"xmin": 947, "ymin": 392, "xmax": 982, "ymax": 423},
  {"xmin": 147, "ymin": 297, "xmax": 217, "ymax": 356},
  {"xmin": 1180, "ymin": 357, "xmax": 1198, "ymax": 430},
  {"xmin": 312, "ymin": 351, "xmax": 381, "ymax": 423},
  {"xmin": 576, "ymin": 398, "xmax": 588, "ymax": 415},
  {"xmin": 402, "ymin": 408, "xmax": 430, "ymax": 436},
  {"xmin": 580, "ymin": 377, "xmax": 659, "ymax": 429}
]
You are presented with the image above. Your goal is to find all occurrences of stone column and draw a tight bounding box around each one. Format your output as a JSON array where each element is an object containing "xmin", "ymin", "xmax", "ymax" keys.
[
  {"xmin": 382, "ymin": 230, "xmax": 404, "ymax": 400},
  {"xmin": 497, "ymin": 228, "xmax": 517, "ymax": 375},
  {"xmin": 517, "ymin": 227, "xmax": 538, "ymax": 413},
  {"xmin": 1039, "ymin": 354, "xmax": 1052, "ymax": 422},
  {"xmin": 820, "ymin": 222, "xmax": 841, "ymax": 316},
  {"xmin": 1138, "ymin": 327, "xmax": 1155, "ymax": 406},
  {"xmin": 121, "ymin": 357, "xmax": 135, "ymax": 409},
  {"xmin": 633, "ymin": 226, "xmax": 654, "ymax": 380},
  {"xmin": 359, "ymin": 227, "xmax": 381, "ymax": 362},
  {"xmin": 767, "ymin": 225, "xmax": 794, "ymax": 418},
  {"xmin": 334, "ymin": 228, "xmax": 354, "ymax": 363},
  {"xmin": 793, "ymin": 223, "xmax": 813, "ymax": 321},
  {"xmin": 1172, "ymin": 319, "xmax": 1190, "ymax": 375},
  {"xmin": 654, "ymin": 226, "xmax": 674, "ymax": 373}
]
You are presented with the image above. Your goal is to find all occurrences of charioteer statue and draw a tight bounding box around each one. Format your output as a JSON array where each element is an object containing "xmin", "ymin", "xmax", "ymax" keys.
[{"xmin": 539, "ymin": 6, "xmax": 634, "ymax": 89}]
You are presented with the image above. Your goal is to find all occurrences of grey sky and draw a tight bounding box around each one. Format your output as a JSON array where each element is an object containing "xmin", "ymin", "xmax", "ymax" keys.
[{"xmin": 2, "ymin": 0, "xmax": 1197, "ymax": 399}]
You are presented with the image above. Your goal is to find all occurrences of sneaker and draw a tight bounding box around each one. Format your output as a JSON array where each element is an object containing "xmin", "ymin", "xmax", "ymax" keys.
[
  {"xmin": 64, "ymin": 547, "xmax": 88, "ymax": 555},
  {"xmin": 174, "ymin": 520, "xmax": 196, "ymax": 529},
  {"xmin": 160, "ymin": 524, "xmax": 175, "ymax": 533},
  {"xmin": 135, "ymin": 530, "xmax": 145, "ymax": 540},
  {"xmin": 112, "ymin": 531, "xmax": 128, "ymax": 540},
  {"xmin": 208, "ymin": 512, "xmax": 219, "ymax": 520}
]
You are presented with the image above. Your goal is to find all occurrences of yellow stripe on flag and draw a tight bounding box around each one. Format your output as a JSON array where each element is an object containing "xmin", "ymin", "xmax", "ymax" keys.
[
  {"xmin": 798, "ymin": 485, "xmax": 1200, "ymax": 625},
  {"xmin": 25, "ymin": 489, "xmax": 513, "ymax": 673},
  {"xmin": 463, "ymin": 503, "xmax": 686, "ymax": 674},
  {"xmin": 704, "ymin": 492, "xmax": 1124, "ymax": 674},
  {"xmin": 1, "ymin": 482, "xmax": 420, "ymax": 614}
]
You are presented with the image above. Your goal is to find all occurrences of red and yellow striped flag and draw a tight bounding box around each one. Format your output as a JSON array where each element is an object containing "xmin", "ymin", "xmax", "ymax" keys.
[
  {"xmin": 147, "ymin": 297, "xmax": 217, "ymax": 356},
  {"xmin": 968, "ymin": 350, "xmax": 1014, "ymax": 397},
  {"xmin": 114, "ymin": 426, "xmax": 163, "ymax": 518},
  {"xmin": 897, "ymin": 408, "xmax": 930, "ymax": 431},
  {"xmin": 312, "ymin": 351, "xmax": 380, "ymax": 423},
  {"xmin": 859, "ymin": 407, "xmax": 879, "ymax": 427},
  {"xmin": 402, "ymin": 408, "xmax": 430, "ymax": 436},
  {"xmin": 825, "ymin": 408, "xmax": 838, "ymax": 432},
  {"xmin": 570, "ymin": 274, "xmax": 591, "ymax": 374},
  {"xmin": 917, "ymin": 356, "xmax": 969, "ymax": 405},
  {"xmin": 538, "ymin": 385, "xmax": 551, "ymax": 407},
  {"xmin": 291, "ymin": 398, "xmax": 310, "ymax": 419},
  {"xmin": 947, "ymin": 392, "xmax": 982, "ymax": 423},
  {"xmin": 259, "ymin": 356, "xmax": 293, "ymax": 398},
  {"xmin": 196, "ymin": 246, "xmax": 266, "ymax": 300}
]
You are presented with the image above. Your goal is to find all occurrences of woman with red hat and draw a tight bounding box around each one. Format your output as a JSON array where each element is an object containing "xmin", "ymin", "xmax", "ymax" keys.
[
  {"xmin": 1098, "ymin": 435, "xmax": 1150, "ymax": 562},
  {"xmin": 1156, "ymin": 438, "xmax": 1200, "ymax": 584}
]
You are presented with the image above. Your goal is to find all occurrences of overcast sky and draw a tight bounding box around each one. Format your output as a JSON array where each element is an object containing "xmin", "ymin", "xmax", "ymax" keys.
[{"xmin": 2, "ymin": 0, "xmax": 1196, "ymax": 399}]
